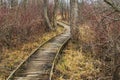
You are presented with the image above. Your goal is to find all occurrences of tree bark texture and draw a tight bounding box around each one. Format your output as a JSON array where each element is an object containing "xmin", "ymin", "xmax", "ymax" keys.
[
  {"xmin": 70, "ymin": 0, "xmax": 79, "ymax": 43},
  {"xmin": 43, "ymin": 0, "xmax": 54, "ymax": 30},
  {"xmin": 53, "ymin": 0, "xmax": 59, "ymax": 28}
]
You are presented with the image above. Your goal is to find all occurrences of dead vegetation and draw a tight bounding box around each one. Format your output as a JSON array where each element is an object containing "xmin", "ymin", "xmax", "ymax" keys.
[
  {"xmin": 53, "ymin": 23, "xmax": 101, "ymax": 80},
  {"xmin": 57, "ymin": 0, "xmax": 120, "ymax": 79},
  {"xmin": 0, "ymin": 0, "xmax": 120, "ymax": 80},
  {"xmin": 0, "ymin": 26, "xmax": 63, "ymax": 80},
  {"xmin": 53, "ymin": 41, "xmax": 101, "ymax": 80}
]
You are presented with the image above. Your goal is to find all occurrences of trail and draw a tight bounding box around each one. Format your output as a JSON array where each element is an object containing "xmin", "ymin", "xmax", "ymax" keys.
[{"xmin": 7, "ymin": 22, "xmax": 70, "ymax": 80}]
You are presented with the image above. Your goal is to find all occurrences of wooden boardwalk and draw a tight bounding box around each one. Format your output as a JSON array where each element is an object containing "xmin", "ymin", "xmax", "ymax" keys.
[{"xmin": 7, "ymin": 22, "xmax": 70, "ymax": 80}]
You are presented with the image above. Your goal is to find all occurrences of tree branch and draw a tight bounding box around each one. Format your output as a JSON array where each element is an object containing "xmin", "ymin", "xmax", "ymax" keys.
[{"xmin": 104, "ymin": 0, "xmax": 120, "ymax": 12}]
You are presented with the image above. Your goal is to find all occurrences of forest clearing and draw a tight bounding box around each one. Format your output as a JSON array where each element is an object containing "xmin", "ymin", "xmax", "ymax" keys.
[{"xmin": 0, "ymin": 0, "xmax": 120, "ymax": 80}]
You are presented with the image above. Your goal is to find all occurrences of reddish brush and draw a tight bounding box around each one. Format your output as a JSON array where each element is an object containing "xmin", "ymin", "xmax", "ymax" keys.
[{"xmin": 0, "ymin": 2, "xmax": 46, "ymax": 52}]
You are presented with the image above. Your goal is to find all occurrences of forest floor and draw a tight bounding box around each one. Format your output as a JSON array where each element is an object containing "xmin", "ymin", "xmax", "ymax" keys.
[
  {"xmin": 53, "ymin": 41, "xmax": 101, "ymax": 80},
  {"xmin": 0, "ymin": 26, "xmax": 63, "ymax": 80},
  {"xmin": 53, "ymin": 23, "xmax": 102, "ymax": 80}
]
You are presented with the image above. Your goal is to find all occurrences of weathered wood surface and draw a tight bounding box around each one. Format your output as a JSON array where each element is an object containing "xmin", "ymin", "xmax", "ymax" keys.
[{"xmin": 7, "ymin": 22, "xmax": 70, "ymax": 80}]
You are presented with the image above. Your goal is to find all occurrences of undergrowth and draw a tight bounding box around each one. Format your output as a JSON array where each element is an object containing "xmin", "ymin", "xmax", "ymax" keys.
[
  {"xmin": 53, "ymin": 24, "xmax": 101, "ymax": 80},
  {"xmin": 53, "ymin": 41, "xmax": 101, "ymax": 80},
  {"xmin": 0, "ymin": 26, "xmax": 63, "ymax": 80}
]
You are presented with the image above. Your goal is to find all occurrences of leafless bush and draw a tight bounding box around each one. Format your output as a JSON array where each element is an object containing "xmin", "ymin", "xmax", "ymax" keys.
[
  {"xmin": 0, "ymin": 1, "xmax": 46, "ymax": 55},
  {"xmin": 76, "ymin": 0, "xmax": 120, "ymax": 79}
]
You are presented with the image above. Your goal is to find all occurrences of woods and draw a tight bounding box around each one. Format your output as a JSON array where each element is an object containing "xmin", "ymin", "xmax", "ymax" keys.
[
  {"xmin": 70, "ymin": 0, "xmax": 79, "ymax": 44},
  {"xmin": 0, "ymin": 0, "xmax": 120, "ymax": 80}
]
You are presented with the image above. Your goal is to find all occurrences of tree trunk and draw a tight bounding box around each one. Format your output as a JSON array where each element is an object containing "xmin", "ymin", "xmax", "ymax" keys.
[
  {"xmin": 22, "ymin": 0, "xmax": 28, "ymax": 9},
  {"xmin": 70, "ymin": 0, "xmax": 79, "ymax": 43},
  {"xmin": 43, "ymin": 0, "xmax": 54, "ymax": 31},
  {"xmin": 67, "ymin": 0, "xmax": 70, "ymax": 22},
  {"xmin": 113, "ymin": 65, "xmax": 120, "ymax": 80},
  {"xmin": 112, "ymin": 42, "xmax": 120, "ymax": 80},
  {"xmin": 11, "ymin": 0, "xmax": 18, "ymax": 7},
  {"xmin": 53, "ymin": 0, "xmax": 59, "ymax": 29},
  {"xmin": 0, "ymin": 0, "xmax": 3, "ymax": 6},
  {"xmin": 60, "ymin": 0, "xmax": 65, "ymax": 20}
]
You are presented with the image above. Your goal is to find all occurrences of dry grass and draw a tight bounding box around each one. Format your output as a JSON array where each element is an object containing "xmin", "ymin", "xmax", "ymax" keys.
[
  {"xmin": 79, "ymin": 24, "xmax": 95, "ymax": 44},
  {"xmin": 53, "ymin": 24, "xmax": 101, "ymax": 80},
  {"xmin": 54, "ymin": 42, "xmax": 101, "ymax": 80},
  {"xmin": 0, "ymin": 26, "xmax": 63, "ymax": 80}
]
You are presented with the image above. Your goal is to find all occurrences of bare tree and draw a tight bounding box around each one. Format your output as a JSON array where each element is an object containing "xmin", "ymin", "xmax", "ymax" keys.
[
  {"xmin": 103, "ymin": 0, "xmax": 120, "ymax": 79},
  {"xmin": 53, "ymin": 0, "xmax": 59, "ymax": 28},
  {"xmin": 8, "ymin": 0, "xmax": 18, "ymax": 8},
  {"xmin": 70, "ymin": 0, "xmax": 79, "ymax": 44},
  {"xmin": 59, "ymin": 0, "xmax": 66, "ymax": 20},
  {"xmin": 104, "ymin": 0, "xmax": 120, "ymax": 12},
  {"xmin": 22, "ymin": 0, "xmax": 28, "ymax": 9},
  {"xmin": 0, "ymin": 0, "xmax": 3, "ymax": 6},
  {"xmin": 43, "ymin": 0, "xmax": 54, "ymax": 30}
]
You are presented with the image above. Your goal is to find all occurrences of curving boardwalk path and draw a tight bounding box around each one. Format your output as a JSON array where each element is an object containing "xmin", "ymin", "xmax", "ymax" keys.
[{"xmin": 7, "ymin": 22, "xmax": 70, "ymax": 80}]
